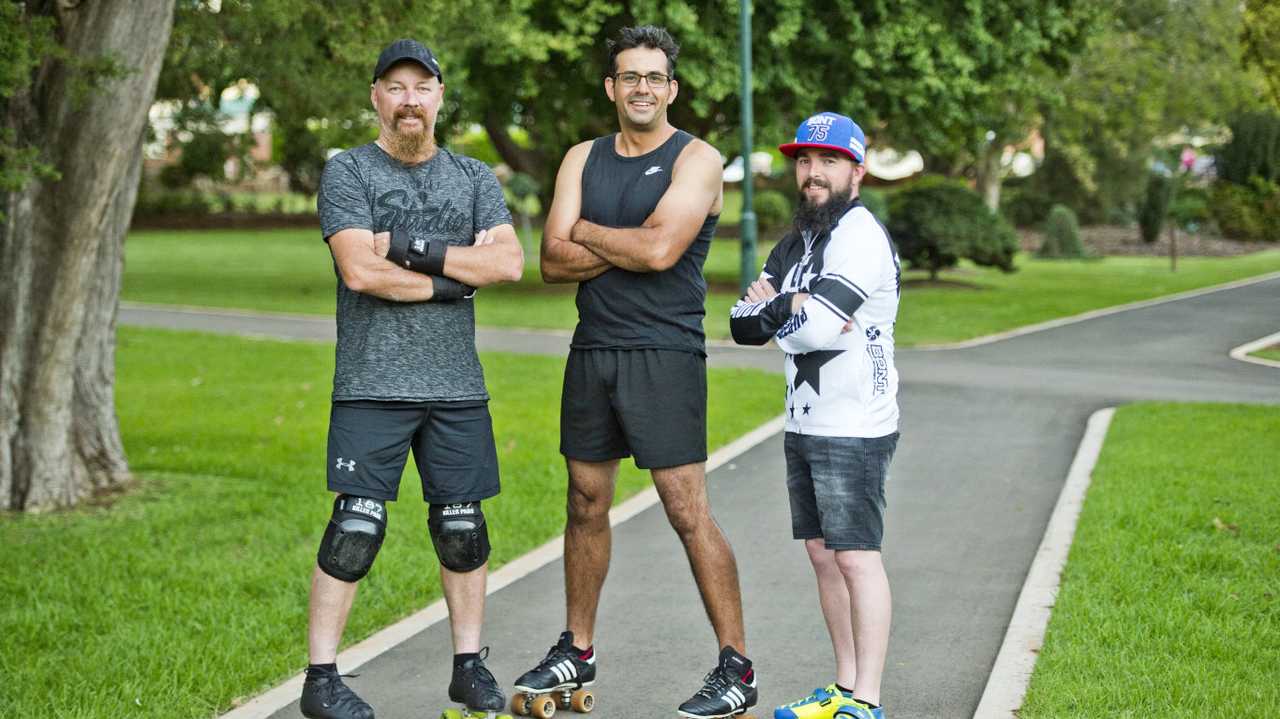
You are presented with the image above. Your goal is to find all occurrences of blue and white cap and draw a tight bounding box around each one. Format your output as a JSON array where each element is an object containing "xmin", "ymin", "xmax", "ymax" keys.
[{"xmin": 778, "ymin": 112, "xmax": 866, "ymax": 163}]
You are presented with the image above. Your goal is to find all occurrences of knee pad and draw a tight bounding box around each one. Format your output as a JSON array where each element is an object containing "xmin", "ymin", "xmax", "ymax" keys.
[
  {"xmin": 428, "ymin": 502, "xmax": 490, "ymax": 573},
  {"xmin": 317, "ymin": 495, "xmax": 387, "ymax": 582}
]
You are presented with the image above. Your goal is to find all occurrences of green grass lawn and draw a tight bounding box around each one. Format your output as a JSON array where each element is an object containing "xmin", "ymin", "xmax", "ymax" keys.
[
  {"xmin": 1019, "ymin": 403, "xmax": 1280, "ymax": 718},
  {"xmin": 1252, "ymin": 344, "xmax": 1280, "ymax": 362},
  {"xmin": 121, "ymin": 228, "xmax": 1280, "ymax": 345},
  {"xmin": 0, "ymin": 328, "xmax": 781, "ymax": 718}
]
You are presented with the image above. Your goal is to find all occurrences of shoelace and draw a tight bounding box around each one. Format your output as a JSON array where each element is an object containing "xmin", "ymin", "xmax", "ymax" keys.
[
  {"xmin": 534, "ymin": 642, "xmax": 573, "ymax": 671},
  {"xmin": 784, "ymin": 687, "xmax": 832, "ymax": 708},
  {"xmin": 316, "ymin": 674, "xmax": 367, "ymax": 708},
  {"xmin": 694, "ymin": 667, "xmax": 733, "ymax": 698}
]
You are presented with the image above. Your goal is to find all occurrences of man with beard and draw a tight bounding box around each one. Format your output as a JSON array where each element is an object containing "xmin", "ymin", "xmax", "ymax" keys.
[
  {"xmin": 729, "ymin": 112, "xmax": 901, "ymax": 719},
  {"xmin": 301, "ymin": 39, "xmax": 524, "ymax": 719},
  {"xmin": 511, "ymin": 25, "xmax": 758, "ymax": 719}
]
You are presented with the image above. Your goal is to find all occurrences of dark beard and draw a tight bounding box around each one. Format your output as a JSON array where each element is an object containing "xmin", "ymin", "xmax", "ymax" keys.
[{"xmin": 793, "ymin": 183, "xmax": 855, "ymax": 236}]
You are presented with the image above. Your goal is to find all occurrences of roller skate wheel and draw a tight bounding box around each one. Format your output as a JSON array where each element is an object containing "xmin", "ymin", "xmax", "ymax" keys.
[
  {"xmin": 510, "ymin": 695, "xmax": 530, "ymax": 716},
  {"xmin": 530, "ymin": 695, "xmax": 557, "ymax": 718},
  {"xmin": 570, "ymin": 689, "xmax": 594, "ymax": 713}
]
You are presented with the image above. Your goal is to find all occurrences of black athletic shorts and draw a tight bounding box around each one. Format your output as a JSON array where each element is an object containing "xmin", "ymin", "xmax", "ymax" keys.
[
  {"xmin": 326, "ymin": 400, "xmax": 500, "ymax": 503},
  {"xmin": 560, "ymin": 348, "xmax": 707, "ymax": 470}
]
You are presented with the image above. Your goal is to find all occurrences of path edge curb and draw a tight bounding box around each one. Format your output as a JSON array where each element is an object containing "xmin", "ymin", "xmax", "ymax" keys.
[
  {"xmin": 971, "ymin": 407, "xmax": 1116, "ymax": 719},
  {"xmin": 217, "ymin": 414, "xmax": 786, "ymax": 719},
  {"xmin": 915, "ymin": 270, "xmax": 1280, "ymax": 351},
  {"xmin": 1228, "ymin": 330, "xmax": 1280, "ymax": 370}
]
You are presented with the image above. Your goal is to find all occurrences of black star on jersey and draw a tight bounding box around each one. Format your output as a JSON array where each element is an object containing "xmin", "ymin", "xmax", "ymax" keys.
[
  {"xmin": 802, "ymin": 403, "xmax": 812, "ymax": 415},
  {"xmin": 792, "ymin": 350, "xmax": 842, "ymax": 395}
]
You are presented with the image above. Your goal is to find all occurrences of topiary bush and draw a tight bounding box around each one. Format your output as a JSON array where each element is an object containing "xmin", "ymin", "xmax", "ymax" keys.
[
  {"xmin": 752, "ymin": 189, "xmax": 792, "ymax": 229},
  {"xmin": 1038, "ymin": 204, "xmax": 1085, "ymax": 258},
  {"xmin": 1139, "ymin": 173, "xmax": 1172, "ymax": 243},
  {"xmin": 1001, "ymin": 184, "xmax": 1055, "ymax": 228},
  {"xmin": 887, "ymin": 175, "xmax": 1018, "ymax": 279}
]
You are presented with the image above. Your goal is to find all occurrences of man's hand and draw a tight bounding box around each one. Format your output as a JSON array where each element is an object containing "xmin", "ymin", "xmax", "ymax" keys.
[
  {"xmin": 474, "ymin": 228, "xmax": 494, "ymax": 246},
  {"xmin": 745, "ymin": 278, "xmax": 778, "ymax": 303},
  {"xmin": 790, "ymin": 292, "xmax": 810, "ymax": 314},
  {"xmin": 373, "ymin": 231, "xmax": 390, "ymax": 258}
]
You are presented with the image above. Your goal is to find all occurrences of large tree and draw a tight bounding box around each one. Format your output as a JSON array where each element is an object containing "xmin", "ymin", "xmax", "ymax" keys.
[{"xmin": 0, "ymin": 1, "xmax": 175, "ymax": 512}]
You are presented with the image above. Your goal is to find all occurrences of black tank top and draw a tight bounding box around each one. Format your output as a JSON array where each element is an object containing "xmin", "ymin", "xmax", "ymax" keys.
[{"xmin": 571, "ymin": 130, "xmax": 719, "ymax": 354}]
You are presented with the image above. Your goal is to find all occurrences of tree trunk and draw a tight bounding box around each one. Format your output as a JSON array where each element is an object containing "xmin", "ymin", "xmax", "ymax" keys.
[
  {"xmin": 976, "ymin": 141, "xmax": 1003, "ymax": 212},
  {"xmin": 0, "ymin": 1, "xmax": 175, "ymax": 512}
]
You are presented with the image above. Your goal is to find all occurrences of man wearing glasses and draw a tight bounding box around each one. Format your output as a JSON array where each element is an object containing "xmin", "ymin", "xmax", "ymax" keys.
[{"xmin": 511, "ymin": 24, "xmax": 757, "ymax": 719}]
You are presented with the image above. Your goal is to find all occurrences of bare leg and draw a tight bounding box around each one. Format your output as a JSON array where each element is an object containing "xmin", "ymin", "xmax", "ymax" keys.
[
  {"xmin": 308, "ymin": 565, "xmax": 359, "ymax": 664},
  {"xmin": 805, "ymin": 539, "xmax": 857, "ymax": 688},
  {"xmin": 835, "ymin": 550, "xmax": 891, "ymax": 705},
  {"xmin": 651, "ymin": 462, "xmax": 746, "ymax": 655},
  {"xmin": 442, "ymin": 562, "xmax": 488, "ymax": 653},
  {"xmin": 564, "ymin": 458, "xmax": 619, "ymax": 648}
]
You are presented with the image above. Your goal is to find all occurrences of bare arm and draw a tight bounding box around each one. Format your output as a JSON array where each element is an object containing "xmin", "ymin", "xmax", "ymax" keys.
[
  {"xmin": 329, "ymin": 228, "xmax": 436, "ymax": 302},
  {"xmin": 571, "ymin": 139, "xmax": 723, "ymax": 273},
  {"xmin": 541, "ymin": 141, "xmax": 612, "ymax": 283},
  {"xmin": 440, "ymin": 223, "xmax": 524, "ymax": 287}
]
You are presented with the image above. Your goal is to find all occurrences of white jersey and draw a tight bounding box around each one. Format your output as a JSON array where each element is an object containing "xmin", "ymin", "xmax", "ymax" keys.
[{"xmin": 729, "ymin": 201, "xmax": 900, "ymax": 438}]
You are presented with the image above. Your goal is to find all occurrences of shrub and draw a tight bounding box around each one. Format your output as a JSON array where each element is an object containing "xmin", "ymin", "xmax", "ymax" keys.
[
  {"xmin": 1038, "ymin": 204, "xmax": 1085, "ymax": 258},
  {"xmin": 1168, "ymin": 186, "xmax": 1211, "ymax": 230},
  {"xmin": 1216, "ymin": 111, "xmax": 1280, "ymax": 186},
  {"xmin": 1139, "ymin": 173, "xmax": 1172, "ymax": 243},
  {"xmin": 887, "ymin": 175, "xmax": 1018, "ymax": 279},
  {"xmin": 1211, "ymin": 178, "xmax": 1279, "ymax": 242},
  {"xmin": 752, "ymin": 189, "xmax": 792, "ymax": 229},
  {"xmin": 1001, "ymin": 185, "xmax": 1055, "ymax": 227},
  {"xmin": 859, "ymin": 187, "xmax": 889, "ymax": 224}
]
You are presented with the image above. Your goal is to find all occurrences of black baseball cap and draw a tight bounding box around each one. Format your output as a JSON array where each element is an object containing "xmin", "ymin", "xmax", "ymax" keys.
[{"xmin": 372, "ymin": 39, "xmax": 443, "ymax": 83}]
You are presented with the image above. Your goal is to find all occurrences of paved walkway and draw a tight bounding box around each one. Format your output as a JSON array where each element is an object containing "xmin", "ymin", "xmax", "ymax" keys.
[{"xmin": 121, "ymin": 276, "xmax": 1280, "ymax": 718}]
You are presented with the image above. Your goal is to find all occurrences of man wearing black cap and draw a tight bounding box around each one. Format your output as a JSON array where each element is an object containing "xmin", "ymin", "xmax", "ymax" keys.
[
  {"xmin": 300, "ymin": 39, "xmax": 524, "ymax": 719},
  {"xmin": 730, "ymin": 112, "xmax": 900, "ymax": 719},
  {"xmin": 511, "ymin": 25, "xmax": 757, "ymax": 719}
]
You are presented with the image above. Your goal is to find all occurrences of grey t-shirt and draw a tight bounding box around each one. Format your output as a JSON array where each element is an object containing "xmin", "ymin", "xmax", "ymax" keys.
[{"xmin": 318, "ymin": 143, "xmax": 513, "ymax": 402}]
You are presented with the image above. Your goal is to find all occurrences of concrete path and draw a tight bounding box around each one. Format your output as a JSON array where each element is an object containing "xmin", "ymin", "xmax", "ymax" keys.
[{"xmin": 122, "ymin": 275, "xmax": 1280, "ymax": 718}]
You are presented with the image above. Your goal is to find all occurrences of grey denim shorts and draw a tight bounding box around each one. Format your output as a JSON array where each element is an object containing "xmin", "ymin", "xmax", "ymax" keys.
[{"xmin": 783, "ymin": 431, "xmax": 900, "ymax": 551}]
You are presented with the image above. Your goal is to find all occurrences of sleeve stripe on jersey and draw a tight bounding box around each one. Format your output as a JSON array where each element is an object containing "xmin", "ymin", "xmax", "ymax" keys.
[
  {"xmin": 730, "ymin": 299, "xmax": 768, "ymax": 318},
  {"xmin": 810, "ymin": 293, "xmax": 850, "ymax": 323},
  {"xmin": 811, "ymin": 276, "xmax": 864, "ymax": 318},
  {"xmin": 826, "ymin": 273, "xmax": 868, "ymax": 300}
]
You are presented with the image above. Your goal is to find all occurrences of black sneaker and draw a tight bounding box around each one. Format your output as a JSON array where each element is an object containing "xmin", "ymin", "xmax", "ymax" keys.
[
  {"xmin": 448, "ymin": 647, "xmax": 506, "ymax": 712},
  {"xmin": 513, "ymin": 631, "xmax": 597, "ymax": 693},
  {"xmin": 676, "ymin": 647, "xmax": 758, "ymax": 718},
  {"xmin": 300, "ymin": 667, "xmax": 375, "ymax": 719}
]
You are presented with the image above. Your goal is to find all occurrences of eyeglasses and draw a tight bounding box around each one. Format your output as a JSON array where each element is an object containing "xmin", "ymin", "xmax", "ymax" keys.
[{"xmin": 612, "ymin": 71, "xmax": 671, "ymax": 88}]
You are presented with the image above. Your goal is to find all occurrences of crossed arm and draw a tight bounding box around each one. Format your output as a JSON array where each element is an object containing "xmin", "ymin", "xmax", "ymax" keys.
[
  {"xmin": 540, "ymin": 138, "xmax": 724, "ymax": 283},
  {"xmin": 329, "ymin": 223, "xmax": 523, "ymax": 302}
]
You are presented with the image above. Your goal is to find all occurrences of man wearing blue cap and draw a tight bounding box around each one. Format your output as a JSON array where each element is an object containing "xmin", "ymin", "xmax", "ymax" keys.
[
  {"xmin": 301, "ymin": 38, "xmax": 524, "ymax": 719},
  {"xmin": 730, "ymin": 112, "xmax": 901, "ymax": 719}
]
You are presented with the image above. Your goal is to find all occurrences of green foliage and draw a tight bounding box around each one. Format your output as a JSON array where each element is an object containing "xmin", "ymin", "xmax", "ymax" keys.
[
  {"xmin": 1168, "ymin": 185, "xmax": 1212, "ymax": 230},
  {"xmin": 1210, "ymin": 178, "xmax": 1280, "ymax": 242},
  {"xmin": 859, "ymin": 187, "xmax": 889, "ymax": 224},
  {"xmin": 1001, "ymin": 182, "xmax": 1056, "ymax": 228},
  {"xmin": 0, "ymin": 4, "xmax": 59, "ymax": 198},
  {"xmin": 1040, "ymin": 0, "xmax": 1270, "ymax": 220},
  {"xmin": 1139, "ymin": 173, "xmax": 1173, "ymax": 243},
  {"xmin": 1216, "ymin": 111, "xmax": 1280, "ymax": 186},
  {"xmin": 887, "ymin": 176, "xmax": 1018, "ymax": 279},
  {"xmin": 752, "ymin": 189, "xmax": 791, "ymax": 229},
  {"xmin": 1242, "ymin": 0, "xmax": 1280, "ymax": 108},
  {"xmin": 1038, "ymin": 204, "xmax": 1085, "ymax": 258}
]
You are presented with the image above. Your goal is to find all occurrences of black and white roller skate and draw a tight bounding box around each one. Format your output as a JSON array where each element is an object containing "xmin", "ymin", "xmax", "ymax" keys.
[
  {"xmin": 676, "ymin": 647, "xmax": 758, "ymax": 718},
  {"xmin": 301, "ymin": 666, "xmax": 375, "ymax": 719},
  {"xmin": 442, "ymin": 648, "xmax": 511, "ymax": 719},
  {"xmin": 510, "ymin": 631, "xmax": 596, "ymax": 717}
]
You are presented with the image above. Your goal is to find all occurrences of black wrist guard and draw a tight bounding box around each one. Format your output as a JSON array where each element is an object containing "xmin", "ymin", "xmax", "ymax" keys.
[
  {"xmin": 386, "ymin": 227, "xmax": 447, "ymax": 276},
  {"xmin": 430, "ymin": 275, "xmax": 476, "ymax": 302}
]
